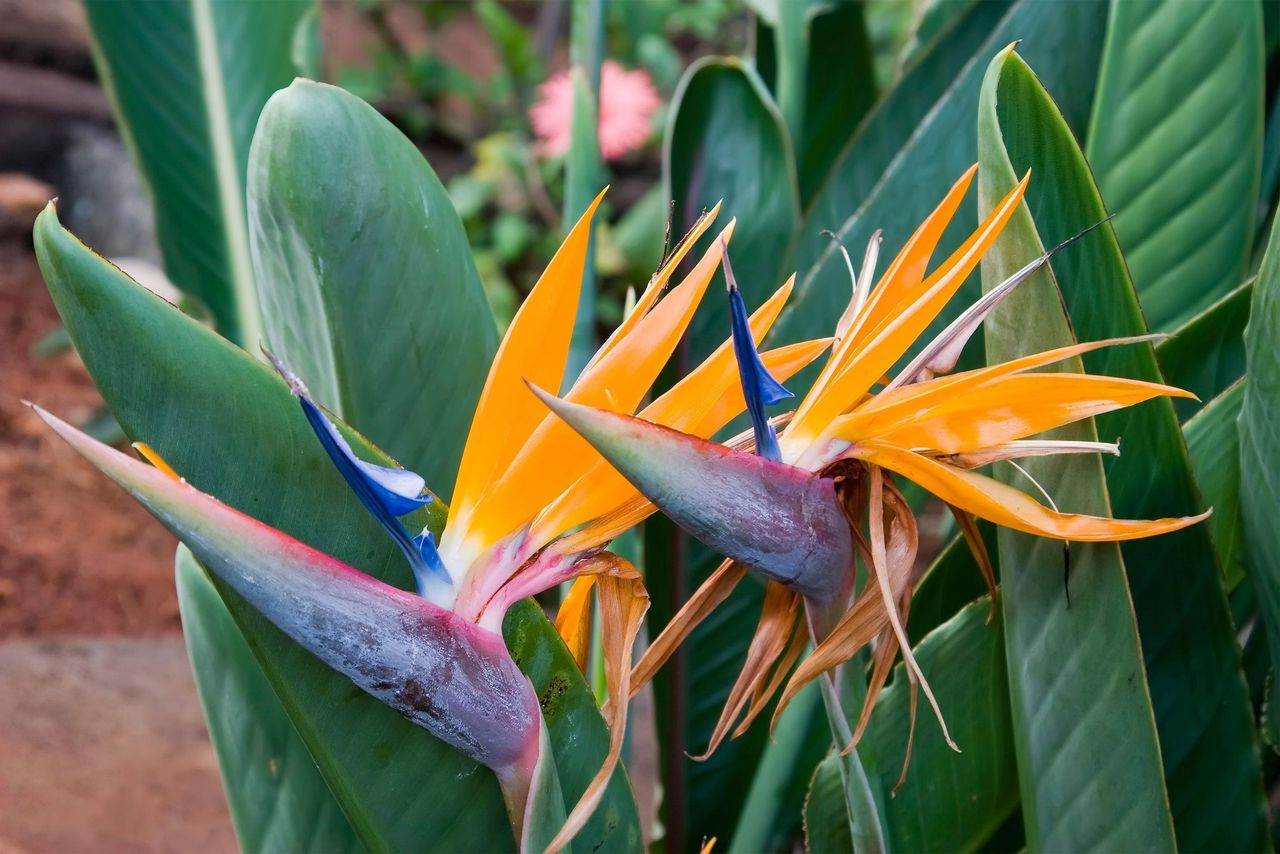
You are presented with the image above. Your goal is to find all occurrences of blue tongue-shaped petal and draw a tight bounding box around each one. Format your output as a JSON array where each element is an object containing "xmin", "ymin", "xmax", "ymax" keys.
[
  {"xmin": 266, "ymin": 352, "xmax": 450, "ymax": 602},
  {"xmin": 531, "ymin": 385, "xmax": 852, "ymax": 600},
  {"xmin": 722, "ymin": 241, "xmax": 792, "ymax": 461}
]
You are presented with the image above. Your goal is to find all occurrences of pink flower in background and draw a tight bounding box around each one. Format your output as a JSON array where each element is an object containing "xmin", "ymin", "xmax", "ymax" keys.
[{"xmin": 530, "ymin": 60, "xmax": 662, "ymax": 161}]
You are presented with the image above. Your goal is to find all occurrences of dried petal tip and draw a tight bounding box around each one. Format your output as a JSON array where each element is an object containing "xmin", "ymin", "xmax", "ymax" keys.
[{"xmin": 530, "ymin": 384, "xmax": 853, "ymax": 600}]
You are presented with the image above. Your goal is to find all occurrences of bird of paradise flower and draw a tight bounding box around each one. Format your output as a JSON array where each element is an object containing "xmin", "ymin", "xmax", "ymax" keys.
[{"xmin": 536, "ymin": 166, "xmax": 1208, "ymax": 781}]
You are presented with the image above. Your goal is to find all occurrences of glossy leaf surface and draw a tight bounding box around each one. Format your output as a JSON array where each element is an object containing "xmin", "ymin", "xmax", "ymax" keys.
[
  {"xmin": 979, "ymin": 48, "xmax": 1174, "ymax": 852},
  {"xmin": 982, "ymin": 48, "xmax": 1266, "ymax": 851},
  {"xmin": 249, "ymin": 80, "xmax": 497, "ymax": 495},
  {"xmin": 1086, "ymin": 0, "xmax": 1263, "ymax": 331}
]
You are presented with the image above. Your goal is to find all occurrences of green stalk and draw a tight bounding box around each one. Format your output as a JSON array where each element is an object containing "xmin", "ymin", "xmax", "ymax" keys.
[
  {"xmin": 806, "ymin": 595, "xmax": 888, "ymax": 854},
  {"xmin": 563, "ymin": 0, "xmax": 605, "ymax": 384}
]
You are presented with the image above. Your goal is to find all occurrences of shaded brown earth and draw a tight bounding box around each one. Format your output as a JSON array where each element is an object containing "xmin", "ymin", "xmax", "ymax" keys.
[{"xmin": 0, "ymin": 239, "xmax": 179, "ymax": 639}]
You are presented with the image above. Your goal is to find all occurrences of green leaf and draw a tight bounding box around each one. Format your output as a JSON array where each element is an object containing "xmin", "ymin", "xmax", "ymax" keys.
[
  {"xmin": 1086, "ymin": 0, "xmax": 1264, "ymax": 332},
  {"xmin": 776, "ymin": 0, "xmax": 1106, "ymax": 360},
  {"xmin": 907, "ymin": 530, "xmax": 993, "ymax": 646},
  {"xmin": 176, "ymin": 546, "xmax": 360, "ymax": 854},
  {"xmin": 1185, "ymin": 383, "xmax": 1247, "ymax": 590},
  {"xmin": 806, "ymin": 596, "xmax": 1017, "ymax": 853},
  {"xmin": 984, "ymin": 47, "xmax": 1267, "ymax": 852},
  {"xmin": 1154, "ymin": 280, "xmax": 1252, "ymax": 422},
  {"xmin": 33, "ymin": 207, "xmax": 640, "ymax": 853},
  {"xmin": 756, "ymin": 0, "xmax": 877, "ymax": 202},
  {"xmin": 83, "ymin": 0, "xmax": 312, "ymax": 343},
  {"xmin": 247, "ymin": 80, "xmax": 497, "ymax": 495},
  {"xmin": 978, "ymin": 48, "xmax": 1175, "ymax": 851},
  {"xmin": 1241, "ymin": 204, "xmax": 1280, "ymax": 708},
  {"xmin": 664, "ymin": 57, "xmax": 801, "ymax": 366},
  {"xmin": 564, "ymin": 0, "xmax": 605, "ymax": 382}
]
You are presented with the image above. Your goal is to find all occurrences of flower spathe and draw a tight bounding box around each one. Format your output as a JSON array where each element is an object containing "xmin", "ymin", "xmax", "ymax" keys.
[{"xmin": 537, "ymin": 167, "xmax": 1209, "ymax": 766}]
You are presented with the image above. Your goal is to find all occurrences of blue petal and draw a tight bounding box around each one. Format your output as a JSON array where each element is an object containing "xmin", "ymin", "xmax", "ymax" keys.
[
  {"xmin": 725, "ymin": 265, "xmax": 792, "ymax": 462},
  {"xmin": 267, "ymin": 352, "xmax": 452, "ymax": 599}
]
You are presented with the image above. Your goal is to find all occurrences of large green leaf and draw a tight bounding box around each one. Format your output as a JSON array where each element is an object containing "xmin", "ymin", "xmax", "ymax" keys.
[
  {"xmin": 984, "ymin": 48, "xmax": 1267, "ymax": 851},
  {"xmin": 978, "ymin": 48, "xmax": 1175, "ymax": 851},
  {"xmin": 83, "ymin": 0, "xmax": 311, "ymax": 343},
  {"xmin": 1185, "ymin": 383, "xmax": 1247, "ymax": 591},
  {"xmin": 775, "ymin": 0, "xmax": 1106, "ymax": 360},
  {"xmin": 176, "ymin": 546, "xmax": 360, "ymax": 853},
  {"xmin": 754, "ymin": 0, "xmax": 877, "ymax": 202},
  {"xmin": 1241, "ymin": 207, "xmax": 1280, "ymax": 701},
  {"xmin": 248, "ymin": 80, "xmax": 497, "ymax": 495},
  {"xmin": 33, "ymin": 208, "xmax": 640, "ymax": 853},
  {"xmin": 806, "ymin": 596, "xmax": 1016, "ymax": 853},
  {"xmin": 1154, "ymin": 280, "xmax": 1252, "ymax": 422},
  {"xmin": 664, "ymin": 57, "xmax": 801, "ymax": 366},
  {"xmin": 1085, "ymin": 0, "xmax": 1264, "ymax": 332}
]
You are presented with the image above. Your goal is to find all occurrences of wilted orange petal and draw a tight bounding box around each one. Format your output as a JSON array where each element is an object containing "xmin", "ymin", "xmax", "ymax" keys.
[
  {"xmin": 630, "ymin": 560, "xmax": 747, "ymax": 696},
  {"xmin": 693, "ymin": 581, "xmax": 800, "ymax": 760}
]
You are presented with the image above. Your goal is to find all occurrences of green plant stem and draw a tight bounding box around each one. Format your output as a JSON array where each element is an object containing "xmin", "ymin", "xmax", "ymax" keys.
[{"xmin": 806, "ymin": 595, "xmax": 888, "ymax": 854}]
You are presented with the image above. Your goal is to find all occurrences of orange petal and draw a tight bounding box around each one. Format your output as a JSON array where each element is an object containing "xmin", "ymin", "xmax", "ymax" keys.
[
  {"xmin": 829, "ymin": 334, "xmax": 1165, "ymax": 444},
  {"xmin": 132, "ymin": 442, "xmax": 181, "ymax": 480},
  {"xmin": 546, "ymin": 558, "xmax": 648, "ymax": 854},
  {"xmin": 445, "ymin": 189, "xmax": 606, "ymax": 561},
  {"xmin": 868, "ymin": 373, "xmax": 1192, "ymax": 454},
  {"xmin": 630, "ymin": 559, "xmax": 747, "ymax": 696},
  {"xmin": 480, "ymin": 224, "xmax": 733, "ymax": 553},
  {"xmin": 591, "ymin": 204, "xmax": 721, "ymax": 366},
  {"xmin": 853, "ymin": 441, "xmax": 1209, "ymax": 542},
  {"xmin": 784, "ymin": 172, "xmax": 1027, "ymax": 456},
  {"xmin": 531, "ymin": 279, "xmax": 825, "ymax": 547},
  {"xmin": 555, "ymin": 575, "xmax": 596, "ymax": 672}
]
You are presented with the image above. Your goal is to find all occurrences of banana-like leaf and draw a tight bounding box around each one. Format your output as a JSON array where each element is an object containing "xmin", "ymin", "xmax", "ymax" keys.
[
  {"xmin": 1241, "ymin": 207, "xmax": 1280, "ymax": 713},
  {"xmin": 776, "ymin": 0, "xmax": 1106, "ymax": 362},
  {"xmin": 1185, "ymin": 383, "xmax": 1247, "ymax": 591},
  {"xmin": 665, "ymin": 57, "xmax": 800, "ymax": 366},
  {"xmin": 249, "ymin": 80, "xmax": 497, "ymax": 495},
  {"xmin": 978, "ymin": 47, "xmax": 1175, "ymax": 851},
  {"xmin": 907, "ymin": 530, "xmax": 994, "ymax": 646},
  {"xmin": 1086, "ymin": 0, "xmax": 1264, "ymax": 332},
  {"xmin": 1155, "ymin": 280, "xmax": 1252, "ymax": 422},
  {"xmin": 753, "ymin": 0, "xmax": 877, "ymax": 201},
  {"xmin": 32, "ymin": 208, "xmax": 641, "ymax": 853},
  {"xmin": 806, "ymin": 596, "xmax": 1016, "ymax": 853},
  {"xmin": 83, "ymin": 0, "xmax": 312, "ymax": 343},
  {"xmin": 176, "ymin": 547, "xmax": 360, "ymax": 854},
  {"xmin": 983, "ymin": 48, "xmax": 1267, "ymax": 851}
]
